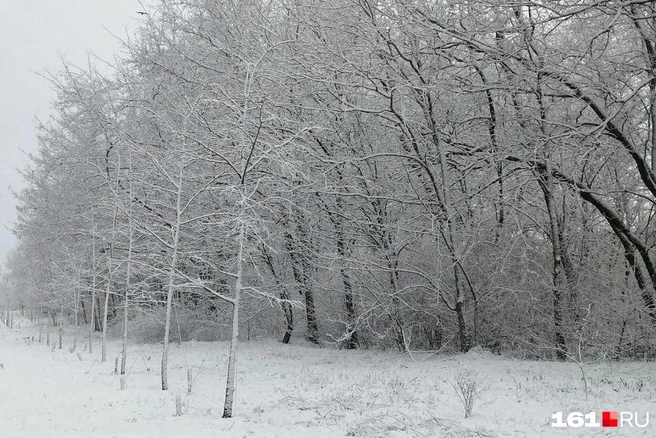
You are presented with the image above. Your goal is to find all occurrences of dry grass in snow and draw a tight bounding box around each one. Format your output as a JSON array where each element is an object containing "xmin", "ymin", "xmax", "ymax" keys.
[{"xmin": 1, "ymin": 318, "xmax": 655, "ymax": 437}]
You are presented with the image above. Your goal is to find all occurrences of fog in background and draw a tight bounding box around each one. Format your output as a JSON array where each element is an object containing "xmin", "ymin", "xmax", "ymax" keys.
[{"xmin": 0, "ymin": 0, "xmax": 149, "ymax": 267}]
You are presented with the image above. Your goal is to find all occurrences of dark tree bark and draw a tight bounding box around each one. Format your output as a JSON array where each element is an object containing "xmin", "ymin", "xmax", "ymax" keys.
[
  {"xmin": 537, "ymin": 168, "xmax": 568, "ymax": 360},
  {"xmin": 285, "ymin": 216, "xmax": 319, "ymax": 344},
  {"xmin": 261, "ymin": 244, "xmax": 295, "ymax": 344}
]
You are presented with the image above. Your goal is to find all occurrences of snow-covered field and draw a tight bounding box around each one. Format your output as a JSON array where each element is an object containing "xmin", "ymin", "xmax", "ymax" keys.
[{"xmin": 1, "ymin": 317, "xmax": 655, "ymax": 437}]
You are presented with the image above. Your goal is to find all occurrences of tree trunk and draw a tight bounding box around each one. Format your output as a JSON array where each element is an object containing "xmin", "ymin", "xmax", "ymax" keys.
[
  {"xmin": 342, "ymin": 279, "xmax": 358, "ymax": 349},
  {"xmin": 121, "ymin": 289, "xmax": 129, "ymax": 375},
  {"xmin": 94, "ymin": 294, "xmax": 102, "ymax": 332},
  {"xmin": 58, "ymin": 307, "xmax": 64, "ymax": 350},
  {"xmin": 285, "ymin": 228, "xmax": 318, "ymax": 344},
  {"xmin": 261, "ymin": 244, "xmax": 294, "ymax": 344},
  {"xmin": 121, "ymin": 187, "xmax": 134, "ymax": 376},
  {"xmin": 38, "ymin": 307, "xmax": 43, "ymax": 343},
  {"xmin": 303, "ymin": 283, "xmax": 319, "ymax": 345},
  {"xmin": 101, "ymin": 247, "xmax": 113, "ymax": 362},
  {"xmin": 161, "ymin": 167, "xmax": 183, "ymax": 391},
  {"xmin": 223, "ymin": 221, "xmax": 244, "ymax": 418},
  {"xmin": 455, "ymin": 301, "xmax": 471, "ymax": 353},
  {"xmin": 335, "ymin": 222, "xmax": 358, "ymax": 349},
  {"xmin": 102, "ymin": 210, "xmax": 118, "ymax": 362},
  {"xmin": 121, "ymin": 232, "xmax": 133, "ymax": 376},
  {"xmin": 73, "ymin": 287, "xmax": 79, "ymax": 351},
  {"xmin": 539, "ymin": 164, "xmax": 568, "ymax": 360},
  {"xmin": 80, "ymin": 299, "xmax": 87, "ymax": 325},
  {"xmin": 161, "ymin": 267, "xmax": 177, "ymax": 390},
  {"xmin": 89, "ymin": 287, "xmax": 96, "ymax": 353},
  {"xmin": 453, "ymin": 265, "xmax": 472, "ymax": 353},
  {"xmin": 101, "ymin": 286, "xmax": 110, "ymax": 362},
  {"xmin": 281, "ymin": 299, "xmax": 294, "ymax": 344}
]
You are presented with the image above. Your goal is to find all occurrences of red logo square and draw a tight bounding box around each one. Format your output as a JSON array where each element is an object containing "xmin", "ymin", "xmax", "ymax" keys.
[{"xmin": 602, "ymin": 411, "xmax": 618, "ymax": 428}]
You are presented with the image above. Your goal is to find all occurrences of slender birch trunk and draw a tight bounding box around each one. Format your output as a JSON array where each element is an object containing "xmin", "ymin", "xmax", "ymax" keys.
[
  {"xmin": 38, "ymin": 306, "xmax": 43, "ymax": 343},
  {"xmin": 73, "ymin": 286, "xmax": 79, "ymax": 351},
  {"xmin": 121, "ymin": 176, "xmax": 134, "ymax": 376},
  {"xmin": 90, "ymin": 226, "xmax": 96, "ymax": 354},
  {"xmin": 58, "ymin": 307, "xmax": 63, "ymax": 350},
  {"xmin": 102, "ymin": 209, "xmax": 118, "ymax": 363},
  {"xmin": 101, "ymin": 265, "xmax": 111, "ymax": 362},
  {"xmin": 161, "ymin": 168, "xmax": 184, "ymax": 391},
  {"xmin": 223, "ymin": 219, "xmax": 244, "ymax": 418}
]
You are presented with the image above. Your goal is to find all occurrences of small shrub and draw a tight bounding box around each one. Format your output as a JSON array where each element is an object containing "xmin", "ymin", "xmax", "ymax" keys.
[{"xmin": 453, "ymin": 368, "xmax": 480, "ymax": 418}]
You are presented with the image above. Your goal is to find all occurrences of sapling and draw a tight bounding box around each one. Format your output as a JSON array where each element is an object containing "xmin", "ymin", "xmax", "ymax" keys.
[{"xmin": 453, "ymin": 368, "xmax": 480, "ymax": 418}]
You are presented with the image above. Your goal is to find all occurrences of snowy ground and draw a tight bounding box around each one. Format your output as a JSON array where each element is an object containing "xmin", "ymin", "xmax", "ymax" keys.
[{"xmin": 1, "ymin": 318, "xmax": 655, "ymax": 437}]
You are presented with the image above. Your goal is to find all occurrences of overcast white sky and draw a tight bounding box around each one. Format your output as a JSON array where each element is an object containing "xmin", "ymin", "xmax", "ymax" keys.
[{"xmin": 0, "ymin": 0, "xmax": 152, "ymax": 268}]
